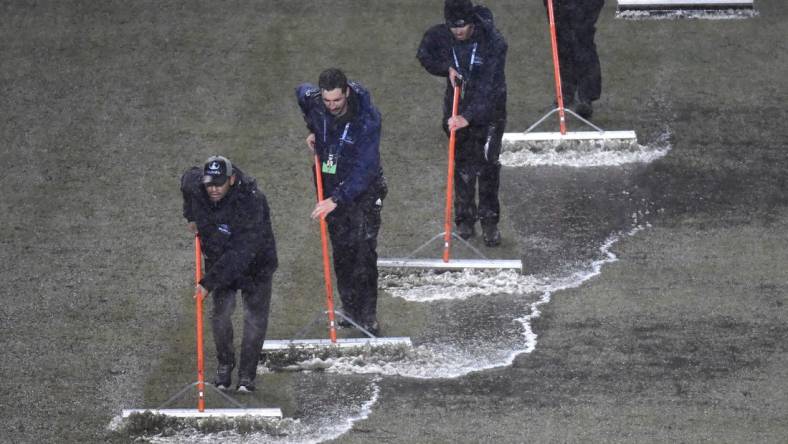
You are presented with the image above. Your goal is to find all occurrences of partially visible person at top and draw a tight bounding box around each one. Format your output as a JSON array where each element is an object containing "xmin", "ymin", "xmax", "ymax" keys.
[
  {"xmin": 544, "ymin": 0, "xmax": 605, "ymax": 119},
  {"xmin": 417, "ymin": 0, "xmax": 508, "ymax": 247},
  {"xmin": 295, "ymin": 68, "xmax": 387, "ymax": 336},
  {"xmin": 181, "ymin": 155, "xmax": 278, "ymax": 393}
]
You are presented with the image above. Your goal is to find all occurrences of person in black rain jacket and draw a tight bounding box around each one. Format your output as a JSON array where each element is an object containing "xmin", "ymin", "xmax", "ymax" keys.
[
  {"xmin": 181, "ymin": 155, "xmax": 277, "ymax": 393},
  {"xmin": 417, "ymin": 0, "xmax": 507, "ymax": 247},
  {"xmin": 295, "ymin": 68, "xmax": 387, "ymax": 336},
  {"xmin": 544, "ymin": 0, "xmax": 605, "ymax": 119}
]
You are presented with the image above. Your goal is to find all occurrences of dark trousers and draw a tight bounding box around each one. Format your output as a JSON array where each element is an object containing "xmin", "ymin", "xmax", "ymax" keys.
[
  {"xmin": 453, "ymin": 122, "xmax": 504, "ymax": 228},
  {"xmin": 211, "ymin": 278, "xmax": 272, "ymax": 381},
  {"xmin": 326, "ymin": 184, "xmax": 385, "ymax": 326},
  {"xmin": 546, "ymin": 0, "xmax": 605, "ymax": 103}
]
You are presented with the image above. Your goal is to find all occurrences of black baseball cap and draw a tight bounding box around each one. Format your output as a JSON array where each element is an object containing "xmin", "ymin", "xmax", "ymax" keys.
[
  {"xmin": 202, "ymin": 155, "xmax": 233, "ymax": 185},
  {"xmin": 445, "ymin": 0, "xmax": 474, "ymax": 27}
]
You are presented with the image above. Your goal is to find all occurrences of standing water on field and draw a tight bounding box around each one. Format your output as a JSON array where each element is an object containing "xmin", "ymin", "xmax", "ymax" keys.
[
  {"xmin": 110, "ymin": 138, "xmax": 670, "ymax": 443},
  {"xmin": 272, "ymin": 138, "xmax": 670, "ymax": 380}
]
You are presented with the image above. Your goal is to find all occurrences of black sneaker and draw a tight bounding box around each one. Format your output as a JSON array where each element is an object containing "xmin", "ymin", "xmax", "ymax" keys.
[
  {"xmin": 237, "ymin": 376, "xmax": 256, "ymax": 393},
  {"xmin": 574, "ymin": 101, "xmax": 593, "ymax": 119},
  {"xmin": 456, "ymin": 222, "xmax": 475, "ymax": 240},
  {"xmin": 482, "ymin": 225, "xmax": 501, "ymax": 247},
  {"xmin": 361, "ymin": 320, "xmax": 380, "ymax": 337},
  {"xmin": 213, "ymin": 364, "xmax": 233, "ymax": 390},
  {"xmin": 336, "ymin": 310, "xmax": 355, "ymax": 328}
]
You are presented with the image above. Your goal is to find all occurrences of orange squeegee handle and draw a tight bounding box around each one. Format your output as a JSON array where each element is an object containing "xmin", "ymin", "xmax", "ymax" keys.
[
  {"xmin": 443, "ymin": 84, "xmax": 461, "ymax": 263},
  {"xmin": 314, "ymin": 155, "xmax": 338, "ymax": 343},
  {"xmin": 546, "ymin": 0, "xmax": 567, "ymax": 135},
  {"xmin": 194, "ymin": 235, "xmax": 206, "ymax": 412}
]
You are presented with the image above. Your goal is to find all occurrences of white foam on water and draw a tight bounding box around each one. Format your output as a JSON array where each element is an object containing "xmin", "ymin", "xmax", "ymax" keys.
[
  {"xmin": 289, "ymin": 227, "xmax": 645, "ymax": 380},
  {"xmin": 616, "ymin": 8, "xmax": 758, "ymax": 20},
  {"xmin": 112, "ymin": 377, "xmax": 382, "ymax": 444},
  {"xmin": 380, "ymin": 268, "xmax": 544, "ymax": 302},
  {"xmin": 500, "ymin": 138, "xmax": 670, "ymax": 168}
]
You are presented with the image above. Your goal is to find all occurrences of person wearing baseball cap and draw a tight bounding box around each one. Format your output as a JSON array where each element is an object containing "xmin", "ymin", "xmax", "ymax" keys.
[
  {"xmin": 417, "ymin": 0, "xmax": 508, "ymax": 247},
  {"xmin": 180, "ymin": 155, "xmax": 278, "ymax": 393}
]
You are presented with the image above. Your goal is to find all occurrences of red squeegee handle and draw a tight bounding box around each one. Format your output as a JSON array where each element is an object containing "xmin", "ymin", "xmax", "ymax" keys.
[
  {"xmin": 314, "ymin": 155, "xmax": 338, "ymax": 343},
  {"xmin": 546, "ymin": 0, "xmax": 568, "ymax": 135},
  {"xmin": 194, "ymin": 235, "xmax": 206, "ymax": 412},
  {"xmin": 443, "ymin": 84, "xmax": 461, "ymax": 263}
]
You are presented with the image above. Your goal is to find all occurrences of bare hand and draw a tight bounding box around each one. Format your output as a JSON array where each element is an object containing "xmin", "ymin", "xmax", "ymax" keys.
[
  {"xmin": 306, "ymin": 133, "xmax": 316, "ymax": 154},
  {"xmin": 187, "ymin": 222, "xmax": 198, "ymax": 235},
  {"xmin": 194, "ymin": 284, "xmax": 208, "ymax": 300},
  {"xmin": 311, "ymin": 198, "xmax": 337, "ymax": 220},
  {"xmin": 449, "ymin": 67, "xmax": 463, "ymax": 88},
  {"xmin": 447, "ymin": 115, "xmax": 469, "ymax": 132}
]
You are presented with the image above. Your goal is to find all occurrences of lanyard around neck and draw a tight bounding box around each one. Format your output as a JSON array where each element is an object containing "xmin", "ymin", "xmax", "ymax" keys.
[
  {"xmin": 452, "ymin": 42, "xmax": 478, "ymax": 78},
  {"xmin": 322, "ymin": 118, "xmax": 351, "ymax": 158}
]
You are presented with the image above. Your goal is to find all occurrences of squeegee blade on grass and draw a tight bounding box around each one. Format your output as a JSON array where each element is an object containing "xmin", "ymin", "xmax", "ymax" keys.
[
  {"xmin": 503, "ymin": 130, "xmax": 637, "ymax": 143},
  {"xmin": 262, "ymin": 336, "xmax": 413, "ymax": 370},
  {"xmin": 617, "ymin": 0, "xmax": 753, "ymax": 10},
  {"xmin": 263, "ymin": 337, "xmax": 412, "ymax": 351},
  {"xmin": 377, "ymin": 258, "xmax": 522, "ymax": 271},
  {"xmin": 121, "ymin": 408, "xmax": 283, "ymax": 418},
  {"xmin": 616, "ymin": 0, "xmax": 756, "ymax": 18}
]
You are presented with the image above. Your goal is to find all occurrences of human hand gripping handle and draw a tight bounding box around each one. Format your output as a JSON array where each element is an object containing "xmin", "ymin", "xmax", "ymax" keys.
[
  {"xmin": 447, "ymin": 115, "xmax": 469, "ymax": 132},
  {"xmin": 449, "ymin": 67, "xmax": 463, "ymax": 88},
  {"xmin": 446, "ymin": 73, "xmax": 468, "ymax": 132},
  {"xmin": 306, "ymin": 133, "xmax": 316, "ymax": 154},
  {"xmin": 309, "ymin": 146, "xmax": 337, "ymax": 219},
  {"xmin": 311, "ymin": 198, "xmax": 337, "ymax": 220}
]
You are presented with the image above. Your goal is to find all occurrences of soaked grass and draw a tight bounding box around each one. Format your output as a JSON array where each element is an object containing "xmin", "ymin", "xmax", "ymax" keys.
[{"xmin": 111, "ymin": 411, "xmax": 291, "ymax": 441}]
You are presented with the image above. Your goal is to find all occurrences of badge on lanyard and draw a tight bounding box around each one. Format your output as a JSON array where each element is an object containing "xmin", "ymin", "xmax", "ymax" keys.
[
  {"xmin": 321, "ymin": 122, "xmax": 350, "ymax": 175},
  {"xmin": 322, "ymin": 154, "xmax": 337, "ymax": 174}
]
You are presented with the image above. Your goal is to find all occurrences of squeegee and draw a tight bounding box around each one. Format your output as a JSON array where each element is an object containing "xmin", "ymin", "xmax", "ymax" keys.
[
  {"xmin": 122, "ymin": 235, "xmax": 282, "ymax": 419},
  {"xmin": 377, "ymin": 83, "xmax": 523, "ymax": 273},
  {"xmin": 503, "ymin": 0, "xmax": 637, "ymax": 151},
  {"xmin": 262, "ymin": 155, "xmax": 411, "ymax": 357},
  {"xmin": 617, "ymin": 0, "xmax": 754, "ymax": 11}
]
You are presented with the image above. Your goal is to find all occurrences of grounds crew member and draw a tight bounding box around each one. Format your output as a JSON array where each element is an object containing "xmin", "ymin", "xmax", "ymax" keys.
[
  {"xmin": 181, "ymin": 155, "xmax": 278, "ymax": 392},
  {"xmin": 296, "ymin": 68, "xmax": 387, "ymax": 336},
  {"xmin": 417, "ymin": 0, "xmax": 508, "ymax": 247},
  {"xmin": 544, "ymin": 0, "xmax": 605, "ymax": 119}
]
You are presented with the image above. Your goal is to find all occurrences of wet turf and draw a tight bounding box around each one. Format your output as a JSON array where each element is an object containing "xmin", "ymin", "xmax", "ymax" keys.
[{"xmin": 1, "ymin": 1, "xmax": 787, "ymax": 443}]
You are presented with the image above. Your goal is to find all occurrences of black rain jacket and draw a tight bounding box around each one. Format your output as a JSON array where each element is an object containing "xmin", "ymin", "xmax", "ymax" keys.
[
  {"xmin": 181, "ymin": 166, "xmax": 278, "ymax": 292},
  {"xmin": 417, "ymin": 5, "xmax": 508, "ymax": 126}
]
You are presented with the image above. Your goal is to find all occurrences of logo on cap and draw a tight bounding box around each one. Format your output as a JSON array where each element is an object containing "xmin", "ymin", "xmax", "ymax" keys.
[{"xmin": 202, "ymin": 155, "xmax": 232, "ymax": 185}]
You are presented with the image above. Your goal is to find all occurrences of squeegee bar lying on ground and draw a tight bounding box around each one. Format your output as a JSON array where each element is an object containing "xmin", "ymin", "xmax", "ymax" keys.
[
  {"xmin": 617, "ymin": 0, "xmax": 753, "ymax": 10},
  {"xmin": 121, "ymin": 408, "xmax": 282, "ymax": 418}
]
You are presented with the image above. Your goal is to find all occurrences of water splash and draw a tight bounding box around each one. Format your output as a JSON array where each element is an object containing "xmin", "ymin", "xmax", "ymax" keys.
[
  {"xmin": 380, "ymin": 268, "xmax": 544, "ymax": 302},
  {"xmin": 109, "ymin": 376, "xmax": 381, "ymax": 444},
  {"xmin": 285, "ymin": 227, "xmax": 646, "ymax": 380},
  {"xmin": 616, "ymin": 8, "xmax": 758, "ymax": 20},
  {"xmin": 500, "ymin": 135, "xmax": 670, "ymax": 168}
]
